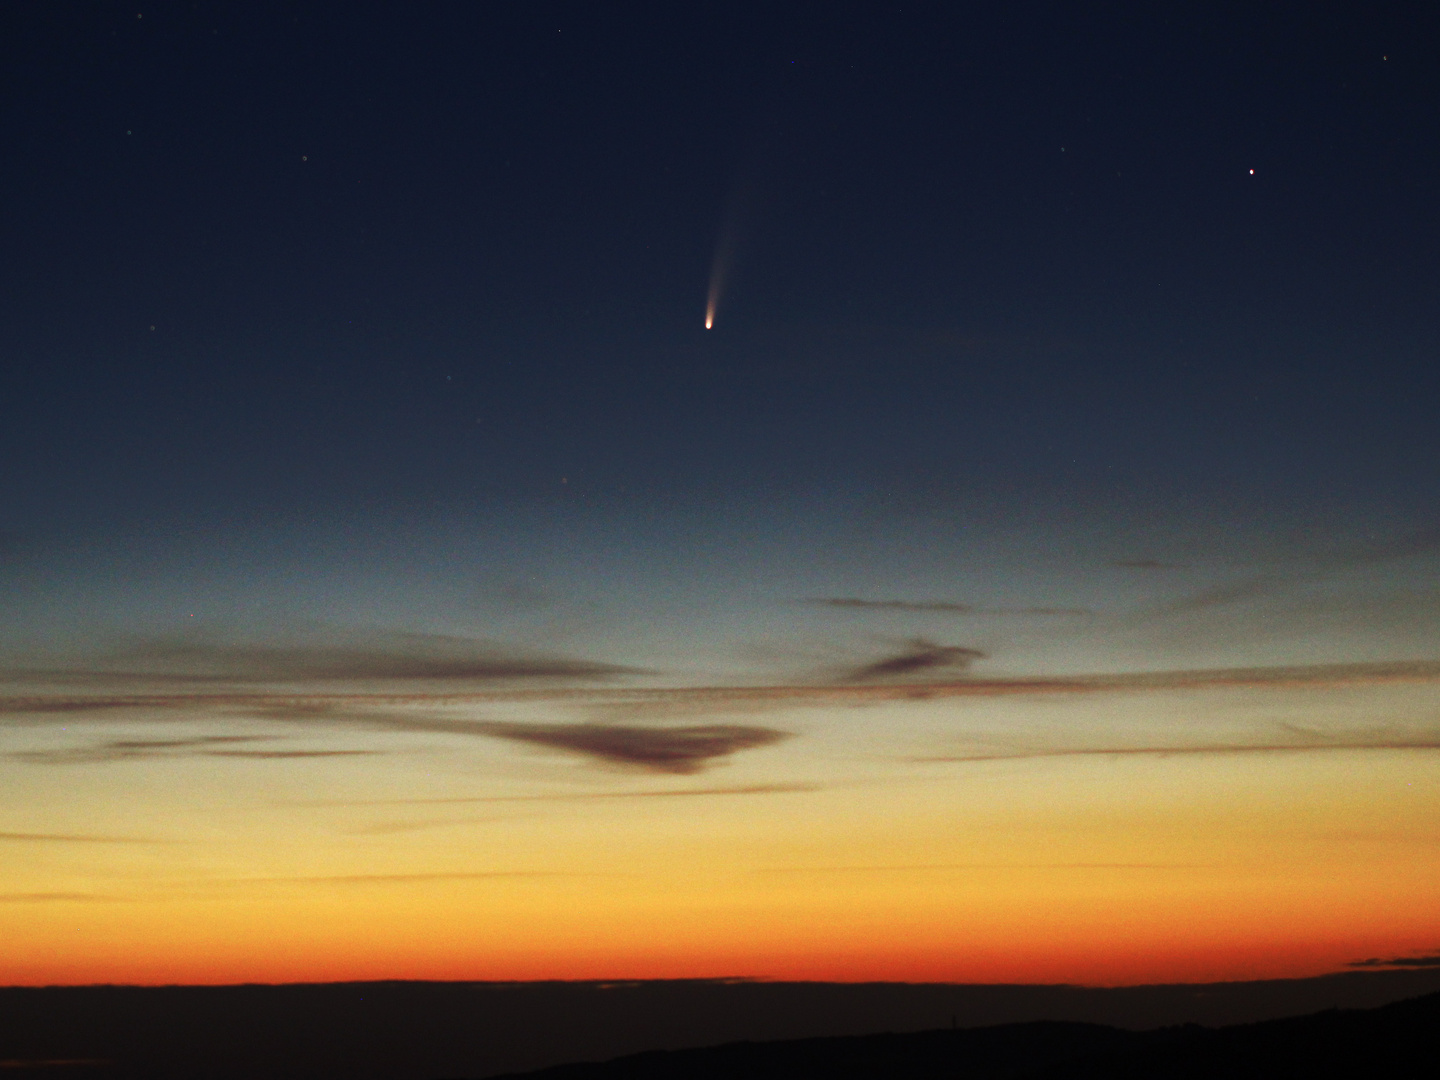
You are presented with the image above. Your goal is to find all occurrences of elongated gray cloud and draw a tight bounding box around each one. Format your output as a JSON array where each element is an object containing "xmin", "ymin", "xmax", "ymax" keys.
[
  {"xmin": 3, "ymin": 630, "xmax": 643, "ymax": 690},
  {"xmin": 917, "ymin": 738, "xmax": 1440, "ymax": 765},
  {"xmin": 208, "ymin": 749, "xmax": 380, "ymax": 759},
  {"xmin": 239, "ymin": 704, "xmax": 794, "ymax": 774},
  {"xmin": 807, "ymin": 598, "xmax": 1090, "ymax": 616},
  {"xmin": 6, "ymin": 659, "xmax": 1440, "ymax": 719},
  {"xmin": 1152, "ymin": 524, "xmax": 1440, "ymax": 617},
  {"xmin": 4, "ymin": 661, "xmax": 1439, "ymax": 777},
  {"xmin": 7, "ymin": 735, "xmax": 377, "ymax": 765},
  {"xmin": 100, "ymin": 634, "xmax": 644, "ymax": 684},
  {"xmin": 843, "ymin": 639, "xmax": 986, "ymax": 682},
  {"xmin": 10, "ymin": 735, "xmax": 266, "ymax": 764},
  {"xmin": 297, "ymin": 783, "xmax": 821, "ymax": 806},
  {"xmin": 474, "ymin": 722, "xmax": 791, "ymax": 774},
  {"xmin": 811, "ymin": 598, "xmax": 978, "ymax": 613}
]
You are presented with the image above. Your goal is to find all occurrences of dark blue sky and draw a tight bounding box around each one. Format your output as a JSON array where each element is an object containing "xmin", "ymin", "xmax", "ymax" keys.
[{"xmin": 2, "ymin": 0, "xmax": 1438, "ymax": 594}]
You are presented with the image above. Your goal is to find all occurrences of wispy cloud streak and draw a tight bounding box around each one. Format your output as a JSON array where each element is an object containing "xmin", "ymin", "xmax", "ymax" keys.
[
  {"xmin": 1349, "ymin": 951, "xmax": 1440, "ymax": 968},
  {"xmin": 1151, "ymin": 525, "xmax": 1440, "ymax": 617},
  {"xmin": 808, "ymin": 598, "xmax": 1091, "ymax": 616},
  {"xmin": 5, "ymin": 660, "xmax": 1440, "ymax": 715},
  {"xmin": 917, "ymin": 739, "xmax": 1440, "ymax": 764},
  {"xmin": 293, "ymin": 783, "xmax": 821, "ymax": 807},
  {"xmin": 842, "ymin": 639, "xmax": 986, "ymax": 682},
  {"xmin": 0, "ymin": 831, "xmax": 161, "ymax": 844},
  {"xmin": 3, "ymin": 631, "xmax": 644, "ymax": 689},
  {"xmin": 7, "ymin": 736, "xmax": 377, "ymax": 764}
]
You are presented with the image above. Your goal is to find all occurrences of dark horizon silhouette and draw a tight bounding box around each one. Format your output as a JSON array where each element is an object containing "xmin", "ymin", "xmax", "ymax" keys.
[{"xmin": 2, "ymin": 967, "xmax": 1439, "ymax": 1079}]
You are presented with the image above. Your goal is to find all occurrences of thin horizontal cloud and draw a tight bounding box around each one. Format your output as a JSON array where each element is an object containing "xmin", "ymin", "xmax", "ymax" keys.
[
  {"xmin": 917, "ymin": 739, "xmax": 1440, "ymax": 765},
  {"xmin": 122, "ymin": 640, "xmax": 639, "ymax": 682},
  {"xmin": 242, "ymin": 706, "xmax": 793, "ymax": 773},
  {"xmin": 810, "ymin": 598, "xmax": 977, "ymax": 613},
  {"xmin": 474, "ymin": 722, "xmax": 792, "ymax": 774},
  {"xmin": 9, "ymin": 735, "xmax": 269, "ymax": 764},
  {"xmin": 0, "ymin": 694, "xmax": 197, "ymax": 714},
  {"xmin": 347, "ymin": 818, "xmax": 506, "ymax": 835},
  {"xmin": 255, "ymin": 871, "xmax": 581, "ymax": 885},
  {"xmin": 6, "ymin": 735, "xmax": 376, "ymax": 764},
  {"xmin": 752, "ymin": 862, "xmax": 1209, "ymax": 874},
  {"xmin": 8, "ymin": 630, "xmax": 644, "ymax": 688},
  {"xmin": 843, "ymin": 638, "xmax": 986, "ymax": 682},
  {"xmin": 1153, "ymin": 574, "xmax": 1283, "ymax": 617},
  {"xmin": 1150, "ymin": 524, "xmax": 1440, "ymax": 617},
  {"xmin": 0, "ymin": 892, "xmax": 117, "ymax": 903},
  {"xmin": 1111, "ymin": 559, "xmax": 1186, "ymax": 569},
  {"xmin": 6, "ymin": 659, "xmax": 1440, "ymax": 721},
  {"xmin": 207, "ymin": 749, "xmax": 381, "ymax": 759},
  {"xmin": 1334, "ymin": 524, "xmax": 1440, "ymax": 564},
  {"xmin": 807, "ymin": 598, "xmax": 1091, "ymax": 616},
  {"xmin": 1349, "ymin": 952, "xmax": 1440, "ymax": 968},
  {"xmin": 295, "ymin": 782, "xmax": 822, "ymax": 806},
  {"xmin": 0, "ymin": 831, "xmax": 161, "ymax": 844},
  {"xmin": 8, "ymin": 659, "xmax": 1440, "ymax": 728}
]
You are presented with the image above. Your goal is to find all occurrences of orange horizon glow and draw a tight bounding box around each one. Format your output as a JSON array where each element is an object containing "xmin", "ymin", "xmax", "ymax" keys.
[{"xmin": 4, "ymin": 666, "xmax": 1439, "ymax": 988}]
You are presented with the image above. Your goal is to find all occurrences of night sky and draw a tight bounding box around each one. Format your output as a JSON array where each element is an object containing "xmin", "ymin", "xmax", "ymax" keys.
[{"xmin": 3, "ymin": 2, "xmax": 1439, "ymax": 987}]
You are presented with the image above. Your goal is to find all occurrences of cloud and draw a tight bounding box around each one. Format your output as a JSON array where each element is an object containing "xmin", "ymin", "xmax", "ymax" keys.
[
  {"xmin": 347, "ymin": 818, "xmax": 506, "ymax": 835},
  {"xmin": 230, "ymin": 704, "xmax": 792, "ymax": 774},
  {"xmin": 917, "ymin": 738, "xmax": 1440, "ymax": 764},
  {"xmin": 1349, "ymin": 952, "xmax": 1440, "ymax": 968},
  {"xmin": 1151, "ymin": 525, "xmax": 1440, "ymax": 617},
  {"xmin": 473, "ymin": 722, "xmax": 792, "ymax": 774},
  {"xmin": 7, "ymin": 659, "xmax": 1440, "ymax": 726},
  {"xmin": 100, "ymin": 633, "xmax": 644, "ymax": 684},
  {"xmin": 296, "ymin": 783, "xmax": 822, "ymax": 806},
  {"xmin": 0, "ymin": 892, "xmax": 117, "ymax": 902},
  {"xmin": 3, "ymin": 631, "xmax": 644, "ymax": 691},
  {"xmin": 1111, "ymin": 559, "xmax": 1186, "ymax": 570},
  {"xmin": 752, "ymin": 862, "xmax": 1208, "ymax": 875},
  {"xmin": 807, "ymin": 598, "xmax": 1090, "ymax": 616},
  {"xmin": 5, "ymin": 660, "xmax": 1439, "ymax": 779},
  {"xmin": 810, "ymin": 598, "xmax": 977, "ymax": 613},
  {"xmin": 1153, "ymin": 574, "xmax": 1284, "ymax": 617},
  {"xmin": 254, "ymin": 872, "xmax": 578, "ymax": 885},
  {"xmin": 7, "ymin": 734, "xmax": 382, "ymax": 764},
  {"xmin": 0, "ymin": 831, "xmax": 160, "ymax": 844},
  {"xmin": 207, "ymin": 749, "xmax": 381, "ymax": 759},
  {"xmin": 8, "ymin": 735, "xmax": 269, "ymax": 764},
  {"xmin": 842, "ymin": 638, "xmax": 986, "ymax": 682},
  {"xmin": 0, "ymin": 694, "xmax": 196, "ymax": 714},
  {"xmin": 1334, "ymin": 525, "xmax": 1440, "ymax": 565}
]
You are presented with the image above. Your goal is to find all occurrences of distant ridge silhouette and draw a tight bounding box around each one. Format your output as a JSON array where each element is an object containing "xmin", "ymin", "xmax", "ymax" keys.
[
  {"xmin": 487, "ymin": 990, "xmax": 1440, "ymax": 1079},
  {"xmin": 2, "ymin": 971, "xmax": 1438, "ymax": 1079}
]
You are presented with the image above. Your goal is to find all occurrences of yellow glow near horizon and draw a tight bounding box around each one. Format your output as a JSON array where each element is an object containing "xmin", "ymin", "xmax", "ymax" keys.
[{"xmin": 3, "ymin": 670, "xmax": 1438, "ymax": 987}]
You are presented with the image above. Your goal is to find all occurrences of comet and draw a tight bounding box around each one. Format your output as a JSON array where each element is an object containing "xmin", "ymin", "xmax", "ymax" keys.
[
  {"xmin": 704, "ymin": 229, "xmax": 733, "ymax": 329},
  {"xmin": 704, "ymin": 183, "xmax": 745, "ymax": 329}
]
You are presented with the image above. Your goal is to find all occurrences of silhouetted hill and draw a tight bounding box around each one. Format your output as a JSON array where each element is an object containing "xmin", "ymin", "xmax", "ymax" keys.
[
  {"xmin": 485, "ymin": 1022, "xmax": 1132, "ymax": 1080},
  {"xmin": 1, "ymin": 970, "xmax": 1438, "ymax": 1079},
  {"xmin": 490, "ymin": 990, "xmax": 1440, "ymax": 1080}
]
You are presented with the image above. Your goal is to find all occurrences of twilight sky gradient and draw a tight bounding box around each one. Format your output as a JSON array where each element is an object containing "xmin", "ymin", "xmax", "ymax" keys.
[{"xmin": 2, "ymin": 1, "xmax": 1439, "ymax": 987}]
